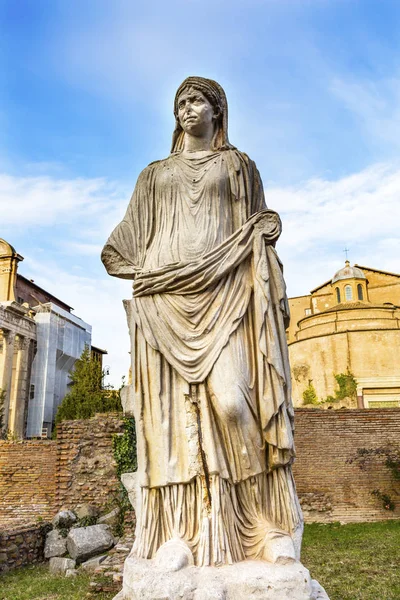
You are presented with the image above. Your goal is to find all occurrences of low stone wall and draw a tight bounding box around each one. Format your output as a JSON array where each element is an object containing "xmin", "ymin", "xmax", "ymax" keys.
[
  {"xmin": 0, "ymin": 523, "xmax": 50, "ymax": 574},
  {"xmin": 56, "ymin": 413, "xmax": 124, "ymax": 511},
  {"xmin": 0, "ymin": 440, "xmax": 57, "ymax": 526},
  {"xmin": 1, "ymin": 410, "xmax": 400, "ymax": 543},
  {"xmin": 293, "ymin": 408, "xmax": 400, "ymax": 523}
]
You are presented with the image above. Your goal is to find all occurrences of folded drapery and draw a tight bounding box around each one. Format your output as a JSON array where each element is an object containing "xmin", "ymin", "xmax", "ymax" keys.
[{"xmin": 119, "ymin": 210, "xmax": 294, "ymax": 471}]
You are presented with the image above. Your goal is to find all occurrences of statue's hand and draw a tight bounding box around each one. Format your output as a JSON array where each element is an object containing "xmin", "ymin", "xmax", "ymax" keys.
[{"xmin": 253, "ymin": 210, "xmax": 282, "ymax": 244}]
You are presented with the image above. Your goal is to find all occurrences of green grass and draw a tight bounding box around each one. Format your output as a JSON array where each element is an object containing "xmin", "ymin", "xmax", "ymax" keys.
[
  {"xmin": 302, "ymin": 520, "xmax": 400, "ymax": 600},
  {"xmin": 0, "ymin": 521, "xmax": 399, "ymax": 600},
  {"xmin": 0, "ymin": 564, "xmax": 114, "ymax": 600}
]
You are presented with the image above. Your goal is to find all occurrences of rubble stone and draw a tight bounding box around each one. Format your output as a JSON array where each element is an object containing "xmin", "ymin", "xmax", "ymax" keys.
[
  {"xmin": 44, "ymin": 529, "xmax": 67, "ymax": 559},
  {"xmin": 52, "ymin": 510, "xmax": 77, "ymax": 529},
  {"xmin": 67, "ymin": 524, "xmax": 114, "ymax": 563},
  {"xmin": 49, "ymin": 556, "xmax": 76, "ymax": 575}
]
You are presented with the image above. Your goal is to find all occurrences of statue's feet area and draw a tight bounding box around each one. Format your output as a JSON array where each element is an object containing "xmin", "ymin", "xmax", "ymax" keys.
[
  {"xmin": 262, "ymin": 529, "xmax": 297, "ymax": 565},
  {"xmin": 117, "ymin": 554, "xmax": 330, "ymax": 599},
  {"xmin": 154, "ymin": 537, "xmax": 194, "ymax": 571}
]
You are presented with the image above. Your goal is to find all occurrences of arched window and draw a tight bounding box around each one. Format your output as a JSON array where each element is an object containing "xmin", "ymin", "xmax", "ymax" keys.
[
  {"xmin": 357, "ymin": 284, "xmax": 364, "ymax": 301},
  {"xmin": 345, "ymin": 285, "xmax": 353, "ymax": 301},
  {"xmin": 335, "ymin": 287, "xmax": 341, "ymax": 303}
]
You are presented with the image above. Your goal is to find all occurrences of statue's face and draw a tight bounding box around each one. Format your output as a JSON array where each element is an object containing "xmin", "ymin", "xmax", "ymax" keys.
[{"xmin": 177, "ymin": 87, "xmax": 216, "ymax": 137}]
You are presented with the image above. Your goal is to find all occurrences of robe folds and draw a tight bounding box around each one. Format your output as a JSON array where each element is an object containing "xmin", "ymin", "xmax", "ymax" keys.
[{"xmin": 102, "ymin": 149, "xmax": 302, "ymax": 565}]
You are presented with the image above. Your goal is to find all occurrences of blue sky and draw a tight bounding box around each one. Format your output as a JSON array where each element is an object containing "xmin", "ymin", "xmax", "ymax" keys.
[{"xmin": 1, "ymin": 0, "xmax": 400, "ymax": 384}]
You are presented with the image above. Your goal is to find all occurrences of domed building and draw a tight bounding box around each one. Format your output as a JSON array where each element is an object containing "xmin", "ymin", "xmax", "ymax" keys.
[
  {"xmin": 331, "ymin": 261, "xmax": 368, "ymax": 303},
  {"xmin": 287, "ymin": 261, "xmax": 400, "ymax": 408}
]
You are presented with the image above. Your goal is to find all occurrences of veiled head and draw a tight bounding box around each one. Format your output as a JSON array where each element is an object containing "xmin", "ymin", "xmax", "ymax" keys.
[{"xmin": 171, "ymin": 76, "xmax": 233, "ymax": 153}]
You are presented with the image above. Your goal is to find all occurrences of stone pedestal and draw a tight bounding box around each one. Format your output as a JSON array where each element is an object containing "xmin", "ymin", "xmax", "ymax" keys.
[{"xmin": 114, "ymin": 554, "xmax": 329, "ymax": 600}]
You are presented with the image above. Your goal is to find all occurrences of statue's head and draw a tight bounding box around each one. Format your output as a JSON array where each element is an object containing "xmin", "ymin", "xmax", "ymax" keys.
[{"xmin": 171, "ymin": 76, "xmax": 233, "ymax": 153}]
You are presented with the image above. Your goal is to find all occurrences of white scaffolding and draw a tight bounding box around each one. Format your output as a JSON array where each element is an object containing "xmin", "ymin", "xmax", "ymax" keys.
[{"xmin": 26, "ymin": 303, "xmax": 91, "ymax": 437}]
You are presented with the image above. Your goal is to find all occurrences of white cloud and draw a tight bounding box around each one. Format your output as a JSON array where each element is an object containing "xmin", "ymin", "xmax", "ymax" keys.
[
  {"xmin": 331, "ymin": 74, "xmax": 400, "ymax": 148},
  {"xmin": 271, "ymin": 162, "xmax": 400, "ymax": 247},
  {"xmin": 3, "ymin": 159, "xmax": 399, "ymax": 384},
  {"xmin": 270, "ymin": 162, "xmax": 400, "ymax": 295},
  {"xmin": 61, "ymin": 242, "xmax": 104, "ymax": 256},
  {"xmin": 0, "ymin": 173, "xmax": 127, "ymax": 231}
]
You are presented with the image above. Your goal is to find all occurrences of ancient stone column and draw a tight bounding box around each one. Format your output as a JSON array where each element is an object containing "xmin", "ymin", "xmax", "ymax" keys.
[
  {"xmin": 0, "ymin": 329, "xmax": 14, "ymax": 433},
  {"xmin": 7, "ymin": 334, "xmax": 28, "ymax": 438}
]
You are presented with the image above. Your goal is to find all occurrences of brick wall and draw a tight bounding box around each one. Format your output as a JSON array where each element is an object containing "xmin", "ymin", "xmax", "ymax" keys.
[
  {"xmin": 1, "ymin": 411, "xmax": 399, "ymax": 533},
  {"xmin": 0, "ymin": 523, "xmax": 50, "ymax": 573},
  {"xmin": 0, "ymin": 440, "xmax": 56, "ymax": 527},
  {"xmin": 293, "ymin": 408, "xmax": 400, "ymax": 522},
  {"xmin": 56, "ymin": 413, "xmax": 124, "ymax": 510}
]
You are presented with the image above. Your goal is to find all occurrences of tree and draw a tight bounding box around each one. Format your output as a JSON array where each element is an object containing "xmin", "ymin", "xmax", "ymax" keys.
[{"xmin": 55, "ymin": 345, "xmax": 122, "ymax": 427}]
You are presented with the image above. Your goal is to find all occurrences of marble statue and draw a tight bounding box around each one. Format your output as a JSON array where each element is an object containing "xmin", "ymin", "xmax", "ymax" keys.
[{"xmin": 102, "ymin": 77, "xmax": 329, "ymax": 600}]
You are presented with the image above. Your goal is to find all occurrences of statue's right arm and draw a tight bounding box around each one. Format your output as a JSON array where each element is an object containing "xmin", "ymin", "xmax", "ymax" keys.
[{"xmin": 101, "ymin": 166, "xmax": 154, "ymax": 279}]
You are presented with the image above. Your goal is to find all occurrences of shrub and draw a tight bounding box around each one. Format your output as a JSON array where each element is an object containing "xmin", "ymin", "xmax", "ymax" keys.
[
  {"xmin": 112, "ymin": 416, "xmax": 137, "ymax": 536},
  {"xmin": 55, "ymin": 345, "xmax": 122, "ymax": 428},
  {"xmin": 303, "ymin": 380, "xmax": 319, "ymax": 405},
  {"xmin": 334, "ymin": 370, "xmax": 357, "ymax": 401},
  {"xmin": 348, "ymin": 444, "xmax": 400, "ymax": 511}
]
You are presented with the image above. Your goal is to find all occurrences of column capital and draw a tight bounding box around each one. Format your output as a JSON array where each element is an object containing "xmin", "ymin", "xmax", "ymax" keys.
[
  {"xmin": 0, "ymin": 327, "xmax": 10, "ymax": 339},
  {"xmin": 0, "ymin": 328, "xmax": 10, "ymax": 350},
  {"xmin": 15, "ymin": 334, "xmax": 27, "ymax": 351}
]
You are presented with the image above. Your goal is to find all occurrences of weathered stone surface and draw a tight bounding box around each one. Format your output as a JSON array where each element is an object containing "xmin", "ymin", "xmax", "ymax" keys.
[
  {"xmin": 0, "ymin": 523, "xmax": 49, "ymax": 574},
  {"xmin": 120, "ymin": 472, "xmax": 137, "ymax": 514},
  {"xmin": 98, "ymin": 508, "xmax": 120, "ymax": 527},
  {"xmin": 56, "ymin": 415, "xmax": 125, "ymax": 513},
  {"xmin": 81, "ymin": 554, "xmax": 108, "ymax": 571},
  {"xmin": 44, "ymin": 529, "xmax": 67, "ymax": 559},
  {"xmin": 66, "ymin": 568, "xmax": 78, "ymax": 577},
  {"xmin": 103, "ymin": 76, "xmax": 330, "ymax": 598},
  {"xmin": 120, "ymin": 555, "xmax": 329, "ymax": 600},
  {"xmin": 74, "ymin": 503, "xmax": 99, "ymax": 520},
  {"xmin": 49, "ymin": 556, "xmax": 76, "ymax": 575},
  {"xmin": 311, "ymin": 580, "xmax": 330, "ymax": 599},
  {"xmin": 120, "ymin": 384, "xmax": 134, "ymax": 413},
  {"xmin": 154, "ymin": 538, "xmax": 194, "ymax": 572},
  {"xmin": 67, "ymin": 524, "xmax": 114, "ymax": 562},
  {"xmin": 52, "ymin": 510, "xmax": 77, "ymax": 529}
]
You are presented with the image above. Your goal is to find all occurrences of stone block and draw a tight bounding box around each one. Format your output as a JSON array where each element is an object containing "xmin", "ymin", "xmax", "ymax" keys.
[
  {"xmin": 67, "ymin": 524, "xmax": 114, "ymax": 563},
  {"xmin": 81, "ymin": 554, "xmax": 108, "ymax": 571},
  {"xmin": 44, "ymin": 530, "xmax": 67, "ymax": 559},
  {"xmin": 52, "ymin": 510, "xmax": 77, "ymax": 529},
  {"xmin": 121, "ymin": 472, "xmax": 137, "ymax": 510},
  {"xmin": 74, "ymin": 503, "xmax": 99, "ymax": 520},
  {"xmin": 49, "ymin": 557, "xmax": 76, "ymax": 575},
  {"xmin": 121, "ymin": 555, "xmax": 331, "ymax": 600},
  {"xmin": 120, "ymin": 385, "xmax": 134, "ymax": 413},
  {"xmin": 311, "ymin": 580, "xmax": 330, "ymax": 599},
  {"xmin": 98, "ymin": 508, "xmax": 120, "ymax": 527}
]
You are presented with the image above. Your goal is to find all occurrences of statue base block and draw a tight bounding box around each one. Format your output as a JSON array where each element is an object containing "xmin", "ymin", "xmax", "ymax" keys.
[{"xmin": 114, "ymin": 554, "xmax": 330, "ymax": 600}]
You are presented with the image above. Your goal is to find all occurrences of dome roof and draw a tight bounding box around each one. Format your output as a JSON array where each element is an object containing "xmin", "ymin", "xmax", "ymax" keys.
[
  {"xmin": 332, "ymin": 261, "xmax": 366, "ymax": 284},
  {"xmin": 0, "ymin": 238, "xmax": 17, "ymax": 257}
]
